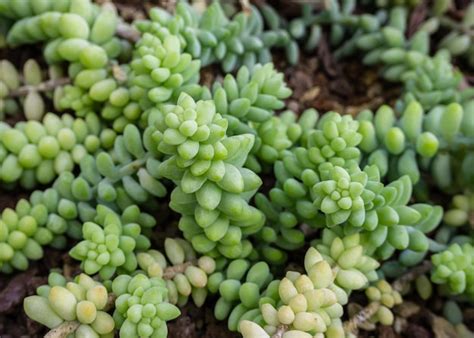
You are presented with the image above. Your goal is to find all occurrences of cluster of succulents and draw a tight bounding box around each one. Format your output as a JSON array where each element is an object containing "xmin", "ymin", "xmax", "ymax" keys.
[
  {"xmin": 423, "ymin": 2, "xmax": 474, "ymax": 68},
  {"xmin": 112, "ymin": 273, "xmax": 181, "ymax": 337},
  {"xmin": 364, "ymin": 280, "xmax": 403, "ymax": 325},
  {"xmin": 208, "ymin": 259, "xmax": 274, "ymax": 329},
  {"xmin": 250, "ymin": 108, "xmax": 318, "ymax": 170},
  {"xmin": 357, "ymin": 99, "xmax": 474, "ymax": 195},
  {"xmin": 431, "ymin": 243, "xmax": 474, "ymax": 299},
  {"xmin": 358, "ymin": 102, "xmax": 439, "ymax": 181},
  {"xmin": 0, "ymin": 198, "xmax": 51, "ymax": 272},
  {"xmin": 324, "ymin": 4, "xmax": 474, "ymax": 111},
  {"xmin": 0, "ymin": 0, "xmax": 473, "ymax": 337},
  {"xmin": 136, "ymin": 2, "xmax": 292, "ymax": 72},
  {"xmin": 0, "ymin": 112, "xmax": 113, "ymax": 187},
  {"xmin": 137, "ymin": 238, "xmax": 216, "ymax": 307},
  {"xmin": 69, "ymin": 205, "xmax": 154, "ymax": 279},
  {"xmin": 255, "ymin": 105, "xmax": 444, "ymax": 266},
  {"xmin": 0, "ymin": 140, "xmax": 161, "ymax": 272},
  {"xmin": 2, "ymin": 0, "xmax": 136, "ymax": 133},
  {"xmin": 239, "ymin": 248, "xmax": 346, "ymax": 338},
  {"xmin": 425, "ymin": 101, "xmax": 474, "ymax": 193},
  {"xmin": 311, "ymin": 230, "xmax": 380, "ymax": 291},
  {"xmin": 443, "ymin": 193, "xmax": 474, "ymax": 227},
  {"xmin": 149, "ymin": 92, "xmax": 264, "ymax": 259},
  {"xmin": 63, "ymin": 29, "xmax": 202, "ymax": 133},
  {"xmin": 24, "ymin": 273, "xmax": 115, "ymax": 337},
  {"xmin": 211, "ymin": 64, "xmax": 300, "ymax": 174},
  {"xmin": 0, "ymin": 59, "xmax": 65, "ymax": 120}
]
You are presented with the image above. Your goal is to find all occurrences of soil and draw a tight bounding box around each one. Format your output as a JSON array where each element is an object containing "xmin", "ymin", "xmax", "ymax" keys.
[{"xmin": 0, "ymin": 0, "xmax": 472, "ymax": 337}]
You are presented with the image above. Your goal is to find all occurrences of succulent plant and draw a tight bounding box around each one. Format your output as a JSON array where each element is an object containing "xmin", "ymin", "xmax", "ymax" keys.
[
  {"xmin": 431, "ymin": 243, "xmax": 474, "ymax": 299},
  {"xmin": 149, "ymin": 92, "xmax": 264, "ymax": 259},
  {"xmin": 1, "ymin": 0, "xmax": 474, "ymax": 337},
  {"xmin": 24, "ymin": 273, "xmax": 115, "ymax": 337},
  {"xmin": 112, "ymin": 273, "xmax": 181, "ymax": 337},
  {"xmin": 69, "ymin": 205, "xmax": 154, "ymax": 279}
]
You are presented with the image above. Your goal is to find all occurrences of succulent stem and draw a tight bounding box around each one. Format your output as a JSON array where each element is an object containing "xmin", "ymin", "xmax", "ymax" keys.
[
  {"xmin": 271, "ymin": 324, "xmax": 289, "ymax": 338},
  {"xmin": 7, "ymin": 78, "xmax": 71, "ymax": 98},
  {"xmin": 392, "ymin": 260, "xmax": 433, "ymax": 292},
  {"xmin": 45, "ymin": 321, "xmax": 80, "ymax": 338},
  {"xmin": 344, "ymin": 301, "xmax": 380, "ymax": 334},
  {"xmin": 163, "ymin": 261, "xmax": 194, "ymax": 280}
]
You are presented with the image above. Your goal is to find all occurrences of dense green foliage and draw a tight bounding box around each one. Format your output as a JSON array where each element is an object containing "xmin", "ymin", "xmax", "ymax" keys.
[{"xmin": 0, "ymin": 0, "xmax": 473, "ymax": 337}]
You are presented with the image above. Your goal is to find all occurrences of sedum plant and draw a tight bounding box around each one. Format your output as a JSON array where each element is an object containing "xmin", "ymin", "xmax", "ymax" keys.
[
  {"xmin": 249, "ymin": 108, "xmax": 318, "ymax": 171},
  {"xmin": 136, "ymin": 1, "xmax": 290, "ymax": 72},
  {"xmin": 313, "ymin": 164, "xmax": 380, "ymax": 228},
  {"xmin": 1, "ymin": 0, "xmax": 139, "ymax": 133},
  {"xmin": 0, "ymin": 58, "xmax": 65, "ymax": 121},
  {"xmin": 5, "ymin": 0, "xmax": 120, "ymax": 54},
  {"xmin": 364, "ymin": 280, "xmax": 403, "ymax": 326},
  {"xmin": 0, "ymin": 120, "xmax": 167, "ymax": 273},
  {"xmin": 111, "ymin": 237, "xmax": 215, "ymax": 337},
  {"xmin": 137, "ymin": 237, "xmax": 216, "ymax": 307},
  {"xmin": 257, "ymin": 106, "xmax": 442, "ymax": 264},
  {"xmin": 60, "ymin": 28, "xmax": 201, "ymax": 132},
  {"xmin": 420, "ymin": 2, "xmax": 474, "ymax": 68},
  {"xmin": 431, "ymin": 242, "xmax": 474, "ymax": 299},
  {"xmin": 210, "ymin": 63, "xmax": 291, "ymax": 133},
  {"xmin": 239, "ymin": 247, "xmax": 346, "ymax": 338},
  {"xmin": 69, "ymin": 205, "xmax": 155, "ymax": 280},
  {"xmin": 0, "ymin": 112, "xmax": 111, "ymax": 187},
  {"xmin": 311, "ymin": 230, "xmax": 379, "ymax": 291},
  {"xmin": 342, "ymin": 6, "xmax": 474, "ymax": 110},
  {"xmin": 0, "ymin": 165, "xmax": 159, "ymax": 273},
  {"xmin": 424, "ymin": 101, "xmax": 474, "ymax": 193},
  {"xmin": 0, "ymin": 0, "xmax": 473, "ymax": 337},
  {"xmin": 23, "ymin": 236, "xmax": 215, "ymax": 337},
  {"xmin": 24, "ymin": 272, "xmax": 115, "ymax": 337},
  {"xmin": 358, "ymin": 101, "xmax": 440, "ymax": 183},
  {"xmin": 357, "ymin": 98, "xmax": 474, "ymax": 196},
  {"xmin": 149, "ymin": 92, "xmax": 264, "ymax": 258},
  {"xmin": 0, "ymin": 198, "xmax": 52, "ymax": 273},
  {"xmin": 209, "ymin": 259, "xmax": 274, "ymax": 330},
  {"xmin": 209, "ymin": 63, "xmax": 295, "ymax": 172},
  {"xmin": 111, "ymin": 273, "xmax": 181, "ymax": 337},
  {"xmin": 443, "ymin": 192, "xmax": 474, "ymax": 228}
]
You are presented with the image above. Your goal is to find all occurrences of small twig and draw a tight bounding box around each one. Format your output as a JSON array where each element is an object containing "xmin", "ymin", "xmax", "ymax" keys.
[
  {"xmin": 45, "ymin": 321, "xmax": 80, "ymax": 338},
  {"xmin": 116, "ymin": 22, "xmax": 141, "ymax": 43},
  {"xmin": 392, "ymin": 260, "xmax": 433, "ymax": 293},
  {"xmin": 240, "ymin": 0, "xmax": 252, "ymax": 15},
  {"xmin": 344, "ymin": 302, "xmax": 380, "ymax": 334},
  {"xmin": 7, "ymin": 78, "xmax": 71, "ymax": 98},
  {"xmin": 271, "ymin": 324, "xmax": 289, "ymax": 338},
  {"xmin": 163, "ymin": 261, "xmax": 193, "ymax": 280}
]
